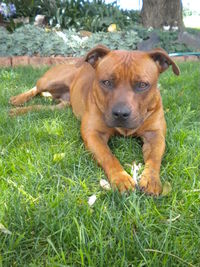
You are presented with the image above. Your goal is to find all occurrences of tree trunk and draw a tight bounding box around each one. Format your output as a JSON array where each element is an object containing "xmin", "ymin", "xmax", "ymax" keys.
[{"xmin": 141, "ymin": 0, "xmax": 184, "ymax": 29}]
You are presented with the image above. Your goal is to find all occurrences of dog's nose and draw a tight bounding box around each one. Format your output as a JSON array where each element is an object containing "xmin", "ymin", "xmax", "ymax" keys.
[{"xmin": 112, "ymin": 103, "xmax": 131, "ymax": 120}]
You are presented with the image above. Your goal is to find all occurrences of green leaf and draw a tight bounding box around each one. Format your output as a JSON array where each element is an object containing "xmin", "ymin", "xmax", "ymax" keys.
[
  {"xmin": 162, "ymin": 181, "xmax": 172, "ymax": 196},
  {"xmin": 53, "ymin": 153, "xmax": 66, "ymax": 162}
]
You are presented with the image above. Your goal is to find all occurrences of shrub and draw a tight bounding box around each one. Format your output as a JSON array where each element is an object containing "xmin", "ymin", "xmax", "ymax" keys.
[
  {"xmin": 0, "ymin": 24, "xmax": 195, "ymax": 58},
  {"xmin": 0, "ymin": 24, "xmax": 141, "ymax": 56},
  {"xmin": 3, "ymin": 0, "xmax": 140, "ymax": 32}
]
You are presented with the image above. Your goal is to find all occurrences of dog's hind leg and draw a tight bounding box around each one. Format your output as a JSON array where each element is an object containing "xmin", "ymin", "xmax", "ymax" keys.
[
  {"xmin": 10, "ymin": 79, "xmax": 71, "ymax": 107},
  {"xmin": 10, "ymin": 86, "xmax": 39, "ymax": 106},
  {"xmin": 9, "ymin": 100, "xmax": 69, "ymax": 117},
  {"xmin": 9, "ymin": 74, "xmax": 56, "ymax": 106}
]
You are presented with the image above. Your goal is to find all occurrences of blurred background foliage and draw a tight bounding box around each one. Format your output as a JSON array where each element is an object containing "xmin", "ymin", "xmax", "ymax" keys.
[
  {"xmin": 0, "ymin": 0, "xmax": 199, "ymax": 55},
  {"xmin": 2, "ymin": 0, "xmax": 141, "ymax": 32}
]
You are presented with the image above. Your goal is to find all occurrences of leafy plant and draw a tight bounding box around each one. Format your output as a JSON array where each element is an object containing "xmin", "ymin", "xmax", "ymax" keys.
[
  {"xmin": 3, "ymin": 0, "xmax": 36, "ymax": 17},
  {"xmin": 0, "ymin": 25, "xmax": 197, "ymax": 58},
  {"xmin": 2, "ymin": 0, "xmax": 141, "ymax": 32},
  {"xmin": 0, "ymin": 25, "xmax": 142, "ymax": 57}
]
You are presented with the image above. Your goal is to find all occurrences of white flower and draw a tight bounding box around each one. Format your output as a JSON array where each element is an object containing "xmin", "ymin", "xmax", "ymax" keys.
[
  {"xmin": 163, "ymin": 25, "xmax": 170, "ymax": 31},
  {"xmin": 100, "ymin": 179, "xmax": 111, "ymax": 190},
  {"xmin": 56, "ymin": 31, "xmax": 68, "ymax": 43},
  {"xmin": 88, "ymin": 194, "xmax": 97, "ymax": 206},
  {"xmin": 131, "ymin": 162, "xmax": 142, "ymax": 184}
]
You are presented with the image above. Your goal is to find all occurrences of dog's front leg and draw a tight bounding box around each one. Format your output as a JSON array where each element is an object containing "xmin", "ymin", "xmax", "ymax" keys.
[
  {"xmin": 81, "ymin": 127, "xmax": 135, "ymax": 193},
  {"xmin": 139, "ymin": 130, "xmax": 166, "ymax": 196}
]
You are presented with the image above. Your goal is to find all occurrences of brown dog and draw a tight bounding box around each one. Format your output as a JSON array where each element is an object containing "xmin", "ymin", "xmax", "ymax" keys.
[{"xmin": 10, "ymin": 45, "xmax": 180, "ymax": 195}]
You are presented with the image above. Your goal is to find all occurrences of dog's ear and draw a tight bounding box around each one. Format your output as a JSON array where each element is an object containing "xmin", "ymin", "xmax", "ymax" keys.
[
  {"xmin": 76, "ymin": 45, "xmax": 110, "ymax": 68},
  {"xmin": 148, "ymin": 48, "xmax": 180, "ymax": 76}
]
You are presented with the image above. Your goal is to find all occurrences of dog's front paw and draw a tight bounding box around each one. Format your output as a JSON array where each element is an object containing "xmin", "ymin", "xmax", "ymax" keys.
[
  {"xmin": 139, "ymin": 170, "xmax": 162, "ymax": 196},
  {"xmin": 110, "ymin": 171, "xmax": 136, "ymax": 193}
]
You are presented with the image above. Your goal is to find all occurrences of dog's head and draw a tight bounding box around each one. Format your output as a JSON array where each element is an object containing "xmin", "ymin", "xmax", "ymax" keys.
[{"xmin": 80, "ymin": 45, "xmax": 180, "ymax": 130}]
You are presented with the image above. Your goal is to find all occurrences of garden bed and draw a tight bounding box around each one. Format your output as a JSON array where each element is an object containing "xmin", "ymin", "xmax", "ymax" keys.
[
  {"xmin": 0, "ymin": 24, "xmax": 200, "ymax": 67},
  {"xmin": 1, "ymin": 24, "xmax": 200, "ymax": 62}
]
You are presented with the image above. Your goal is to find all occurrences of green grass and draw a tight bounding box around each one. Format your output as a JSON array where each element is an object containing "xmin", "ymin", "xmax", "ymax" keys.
[{"xmin": 0, "ymin": 62, "xmax": 200, "ymax": 267}]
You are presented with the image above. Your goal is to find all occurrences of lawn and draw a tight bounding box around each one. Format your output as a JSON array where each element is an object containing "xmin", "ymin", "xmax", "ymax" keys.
[{"xmin": 0, "ymin": 62, "xmax": 199, "ymax": 266}]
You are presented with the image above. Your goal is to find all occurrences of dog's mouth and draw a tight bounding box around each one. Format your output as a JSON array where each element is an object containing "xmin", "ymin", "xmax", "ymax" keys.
[
  {"xmin": 104, "ymin": 108, "xmax": 155, "ymax": 130},
  {"xmin": 105, "ymin": 116, "xmax": 144, "ymax": 130}
]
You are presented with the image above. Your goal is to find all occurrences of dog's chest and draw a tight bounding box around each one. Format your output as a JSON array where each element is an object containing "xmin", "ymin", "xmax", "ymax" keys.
[{"xmin": 115, "ymin": 127, "xmax": 137, "ymax": 137}]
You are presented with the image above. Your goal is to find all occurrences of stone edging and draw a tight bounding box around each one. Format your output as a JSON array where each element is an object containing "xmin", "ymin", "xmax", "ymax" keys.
[
  {"xmin": 0, "ymin": 55, "xmax": 199, "ymax": 68},
  {"xmin": 0, "ymin": 56, "xmax": 80, "ymax": 67}
]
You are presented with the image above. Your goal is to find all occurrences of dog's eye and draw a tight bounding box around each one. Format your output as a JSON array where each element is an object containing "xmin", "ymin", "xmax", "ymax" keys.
[
  {"xmin": 101, "ymin": 80, "xmax": 113, "ymax": 89},
  {"xmin": 134, "ymin": 82, "xmax": 150, "ymax": 92}
]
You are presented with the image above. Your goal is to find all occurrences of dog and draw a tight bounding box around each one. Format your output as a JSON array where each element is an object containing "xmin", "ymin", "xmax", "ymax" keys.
[{"xmin": 9, "ymin": 45, "xmax": 180, "ymax": 195}]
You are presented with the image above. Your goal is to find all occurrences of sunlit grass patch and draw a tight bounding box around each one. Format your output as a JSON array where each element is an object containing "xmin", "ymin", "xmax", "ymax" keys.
[{"xmin": 0, "ymin": 62, "xmax": 199, "ymax": 266}]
